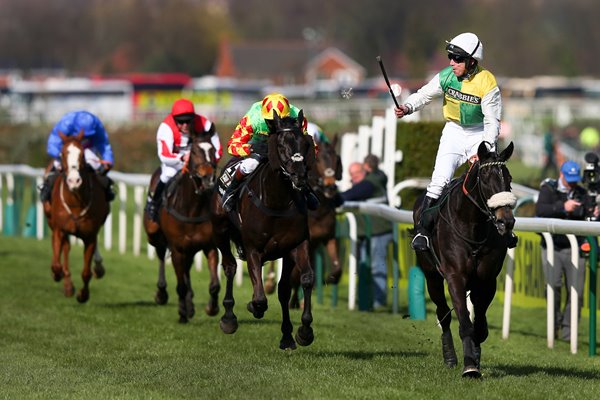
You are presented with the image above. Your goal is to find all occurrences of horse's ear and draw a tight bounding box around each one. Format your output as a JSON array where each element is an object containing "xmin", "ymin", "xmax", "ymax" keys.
[
  {"xmin": 267, "ymin": 132, "xmax": 280, "ymax": 170},
  {"xmin": 77, "ymin": 129, "xmax": 84, "ymax": 141},
  {"xmin": 265, "ymin": 111, "xmax": 278, "ymax": 134},
  {"xmin": 58, "ymin": 131, "xmax": 67, "ymax": 142},
  {"xmin": 477, "ymin": 141, "xmax": 489, "ymax": 160},
  {"xmin": 331, "ymin": 134, "xmax": 338, "ymax": 148},
  {"xmin": 335, "ymin": 156, "xmax": 343, "ymax": 180},
  {"xmin": 297, "ymin": 110, "xmax": 304, "ymax": 130},
  {"xmin": 499, "ymin": 141, "xmax": 514, "ymax": 162}
]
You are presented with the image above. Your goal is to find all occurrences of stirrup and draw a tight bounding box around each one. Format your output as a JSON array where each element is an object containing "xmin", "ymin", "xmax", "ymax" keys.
[{"xmin": 411, "ymin": 232, "xmax": 430, "ymax": 251}]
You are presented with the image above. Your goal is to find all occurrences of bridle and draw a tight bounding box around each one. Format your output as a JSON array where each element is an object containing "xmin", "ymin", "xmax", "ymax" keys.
[
  {"xmin": 182, "ymin": 141, "xmax": 216, "ymax": 195},
  {"xmin": 461, "ymin": 160, "xmax": 515, "ymax": 223},
  {"xmin": 274, "ymin": 127, "xmax": 306, "ymax": 191}
]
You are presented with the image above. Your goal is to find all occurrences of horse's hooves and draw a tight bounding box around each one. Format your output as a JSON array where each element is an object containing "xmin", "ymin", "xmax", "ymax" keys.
[
  {"xmin": 444, "ymin": 358, "xmax": 458, "ymax": 368},
  {"xmin": 325, "ymin": 268, "xmax": 342, "ymax": 284},
  {"xmin": 93, "ymin": 264, "xmax": 105, "ymax": 279},
  {"xmin": 178, "ymin": 315, "xmax": 189, "ymax": 324},
  {"xmin": 279, "ymin": 338, "xmax": 297, "ymax": 350},
  {"xmin": 205, "ymin": 303, "xmax": 219, "ymax": 317},
  {"xmin": 264, "ymin": 279, "xmax": 276, "ymax": 295},
  {"xmin": 76, "ymin": 291, "xmax": 88, "ymax": 303},
  {"xmin": 247, "ymin": 301, "xmax": 266, "ymax": 319},
  {"xmin": 64, "ymin": 286, "xmax": 75, "ymax": 297},
  {"xmin": 295, "ymin": 326, "xmax": 314, "ymax": 347},
  {"xmin": 462, "ymin": 366, "xmax": 482, "ymax": 378},
  {"xmin": 154, "ymin": 289, "xmax": 168, "ymax": 305},
  {"xmin": 220, "ymin": 318, "xmax": 238, "ymax": 334},
  {"xmin": 51, "ymin": 269, "xmax": 63, "ymax": 282}
]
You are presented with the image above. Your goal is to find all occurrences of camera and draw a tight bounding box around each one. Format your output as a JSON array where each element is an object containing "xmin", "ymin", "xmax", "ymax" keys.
[{"xmin": 579, "ymin": 152, "xmax": 600, "ymax": 221}]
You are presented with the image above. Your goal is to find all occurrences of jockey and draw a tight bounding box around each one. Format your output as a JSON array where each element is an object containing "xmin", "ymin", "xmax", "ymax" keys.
[
  {"xmin": 39, "ymin": 110, "xmax": 115, "ymax": 202},
  {"xmin": 393, "ymin": 32, "xmax": 511, "ymax": 251},
  {"xmin": 145, "ymin": 98, "xmax": 222, "ymax": 221},
  {"xmin": 221, "ymin": 92, "xmax": 318, "ymax": 212}
]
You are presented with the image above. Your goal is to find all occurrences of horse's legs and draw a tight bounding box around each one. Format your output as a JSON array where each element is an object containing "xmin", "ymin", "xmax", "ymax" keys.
[
  {"xmin": 171, "ymin": 250, "xmax": 195, "ymax": 323},
  {"xmin": 470, "ymin": 280, "xmax": 497, "ymax": 371},
  {"xmin": 50, "ymin": 229, "xmax": 64, "ymax": 282},
  {"xmin": 324, "ymin": 238, "xmax": 342, "ymax": 284},
  {"xmin": 424, "ymin": 269, "xmax": 457, "ymax": 368},
  {"xmin": 246, "ymin": 251, "xmax": 268, "ymax": 319},
  {"xmin": 92, "ymin": 246, "xmax": 105, "ymax": 279},
  {"xmin": 218, "ymin": 241, "xmax": 238, "ymax": 334},
  {"xmin": 76, "ymin": 238, "xmax": 96, "ymax": 303},
  {"xmin": 154, "ymin": 246, "xmax": 168, "ymax": 305},
  {"xmin": 293, "ymin": 241, "xmax": 314, "ymax": 347},
  {"xmin": 446, "ymin": 275, "xmax": 480, "ymax": 378},
  {"xmin": 278, "ymin": 255, "xmax": 296, "ymax": 350},
  {"xmin": 204, "ymin": 248, "xmax": 220, "ymax": 316},
  {"xmin": 59, "ymin": 233, "xmax": 75, "ymax": 297}
]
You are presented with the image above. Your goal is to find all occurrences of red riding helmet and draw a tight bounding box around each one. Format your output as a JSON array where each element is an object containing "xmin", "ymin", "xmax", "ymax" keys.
[{"xmin": 171, "ymin": 99, "xmax": 195, "ymax": 117}]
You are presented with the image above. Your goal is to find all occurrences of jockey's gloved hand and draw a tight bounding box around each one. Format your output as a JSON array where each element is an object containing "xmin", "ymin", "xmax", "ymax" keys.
[
  {"xmin": 100, "ymin": 163, "xmax": 112, "ymax": 176},
  {"xmin": 52, "ymin": 158, "xmax": 62, "ymax": 171}
]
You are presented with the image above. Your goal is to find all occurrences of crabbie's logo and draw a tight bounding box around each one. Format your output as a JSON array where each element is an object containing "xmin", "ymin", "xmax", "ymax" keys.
[{"xmin": 446, "ymin": 87, "xmax": 481, "ymax": 105}]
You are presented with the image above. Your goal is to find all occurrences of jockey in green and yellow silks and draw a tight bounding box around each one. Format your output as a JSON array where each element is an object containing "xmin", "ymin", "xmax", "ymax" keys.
[
  {"xmin": 392, "ymin": 32, "xmax": 509, "ymax": 252},
  {"xmin": 221, "ymin": 93, "xmax": 317, "ymax": 213}
]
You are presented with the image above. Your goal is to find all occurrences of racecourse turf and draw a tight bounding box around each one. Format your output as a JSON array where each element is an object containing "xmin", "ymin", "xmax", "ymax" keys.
[{"xmin": 0, "ymin": 236, "xmax": 599, "ymax": 399}]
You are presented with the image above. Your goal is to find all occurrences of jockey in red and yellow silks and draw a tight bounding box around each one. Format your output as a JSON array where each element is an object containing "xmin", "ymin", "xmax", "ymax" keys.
[{"xmin": 221, "ymin": 93, "xmax": 317, "ymax": 213}]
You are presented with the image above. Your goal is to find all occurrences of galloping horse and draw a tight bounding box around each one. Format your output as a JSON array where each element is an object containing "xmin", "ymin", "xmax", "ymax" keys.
[
  {"xmin": 211, "ymin": 111, "xmax": 316, "ymax": 349},
  {"xmin": 43, "ymin": 130, "xmax": 110, "ymax": 302},
  {"xmin": 414, "ymin": 141, "xmax": 516, "ymax": 378},
  {"xmin": 144, "ymin": 131, "xmax": 220, "ymax": 323},
  {"xmin": 273, "ymin": 135, "xmax": 343, "ymax": 307}
]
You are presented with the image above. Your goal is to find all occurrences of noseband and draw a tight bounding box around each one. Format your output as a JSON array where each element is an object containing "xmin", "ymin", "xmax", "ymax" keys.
[{"xmin": 462, "ymin": 160, "xmax": 516, "ymax": 223}]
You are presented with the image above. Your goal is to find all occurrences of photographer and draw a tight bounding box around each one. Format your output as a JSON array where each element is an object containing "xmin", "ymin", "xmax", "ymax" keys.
[{"xmin": 535, "ymin": 160, "xmax": 598, "ymax": 341}]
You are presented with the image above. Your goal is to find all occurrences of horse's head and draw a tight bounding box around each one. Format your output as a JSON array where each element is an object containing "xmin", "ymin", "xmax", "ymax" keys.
[
  {"xmin": 58, "ymin": 130, "xmax": 86, "ymax": 192},
  {"xmin": 266, "ymin": 110, "xmax": 314, "ymax": 191},
  {"xmin": 473, "ymin": 141, "xmax": 516, "ymax": 236},
  {"xmin": 186, "ymin": 133, "xmax": 217, "ymax": 191},
  {"xmin": 314, "ymin": 135, "xmax": 342, "ymax": 198}
]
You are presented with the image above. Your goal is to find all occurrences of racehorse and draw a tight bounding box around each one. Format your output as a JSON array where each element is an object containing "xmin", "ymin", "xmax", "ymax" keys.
[
  {"xmin": 144, "ymin": 131, "xmax": 220, "ymax": 323},
  {"xmin": 414, "ymin": 141, "xmax": 516, "ymax": 378},
  {"xmin": 265, "ymin": 135, "xmax": 343, "ymax": 307},
  {"xmin": 43, "ymin": 130, "xmax": 110, "ymax": 302},
  {"xmin": 211, "ymin": 110, "xmax": 316, "ymax": 349}
]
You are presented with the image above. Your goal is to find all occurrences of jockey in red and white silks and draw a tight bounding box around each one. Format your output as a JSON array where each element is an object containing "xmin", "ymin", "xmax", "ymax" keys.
[{"xmin": 156, "ymin": 98, "xmax": 222, "ymax": 184}]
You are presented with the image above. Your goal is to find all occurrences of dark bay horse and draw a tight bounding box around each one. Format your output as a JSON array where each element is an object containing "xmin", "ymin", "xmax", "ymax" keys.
[
  {"xmin": 144, "ymin": 131, "xmax": 220, "ymax": 323},
  {"xmin": 414, "ymin": 141, "xmax": 516, "ymax": 378},
  {"xmin": 211, "ymin": 111, "xmax": 316, "ymax": 350},
  {"xmin": 43, "ymin": 130, "xmax": 110, "ymax": 302},
  {"xmin": 267, "ymin": 135, "xmax": 343, "ymax": 307}
]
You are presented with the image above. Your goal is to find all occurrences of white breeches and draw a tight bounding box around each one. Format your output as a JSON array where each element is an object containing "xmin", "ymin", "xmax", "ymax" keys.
[
  {"xmin": 238, "ymin": 157, "xmax": 259, "ymax": 175},
  {"xmin": 160, "ymin": 164, "xmax": 179, "ymax": 183},
  {"xmin": 426, "ymin": 121, "xmax": 485, "ymax": 199}
]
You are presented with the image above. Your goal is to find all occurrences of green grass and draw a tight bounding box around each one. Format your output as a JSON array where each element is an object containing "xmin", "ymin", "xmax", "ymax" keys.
[{"xmin": 1, "ymin": 236, "xmax": 599, "ymax": 400}]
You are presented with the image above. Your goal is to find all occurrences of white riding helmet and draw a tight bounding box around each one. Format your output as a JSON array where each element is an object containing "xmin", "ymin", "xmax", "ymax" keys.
[{"xmin": 445, "ymin": 32, "xmax": 483, "ymax": 61}]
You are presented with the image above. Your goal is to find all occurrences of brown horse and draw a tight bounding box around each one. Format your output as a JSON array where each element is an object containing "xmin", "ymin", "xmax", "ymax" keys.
[
  {"xmin": 266, "ymin": 135, "xmax": 343, "ymax": 307},
  {"xmin": 414, "ymin": 141, "xmax": 516, "ymax": 378},
  {"xmin": 211, "ymin": 111, "xmax": 316, "ymax": 350},
  {"xmin": 43, "ymin": 130, "xmax": 110, "ymax": 302},
  {"xmin": 144, "ymin": 131, "xmax": 220, "ymax": 323}
]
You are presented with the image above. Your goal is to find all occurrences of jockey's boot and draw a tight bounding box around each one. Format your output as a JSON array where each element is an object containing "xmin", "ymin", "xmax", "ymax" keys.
[
  {"xmin": 97, "ymin": 174, "xmax": 115, "ymax": 202},
  {"xmin": 145, "ymin": 180, "xmax": 165, "ymax": 222},
  {"xmin": 304, "ymin": 188, "xmax": 320, "ymax": 211},
  {"xmin": 222, "ymin": 168, "xmax": 245, "ymax": 213},
  {"xmin": 411, "ymin": 195, "xmax": 436, "ymax": 251},
  {"xmin": 38, "ymin": 170, "xmax": 58, "ymax": 203},
  {"xmin": 507, "ymin": 232, "xmax": 518, "ymax": 249}
]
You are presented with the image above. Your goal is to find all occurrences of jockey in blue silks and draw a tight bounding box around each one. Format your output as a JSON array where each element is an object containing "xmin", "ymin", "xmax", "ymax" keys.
[{"xmin": 39, "ymin": 110, "xmax": 115, "ymax": 202}]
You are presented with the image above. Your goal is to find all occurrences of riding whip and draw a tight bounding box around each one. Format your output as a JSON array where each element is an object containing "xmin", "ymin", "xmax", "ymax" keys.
[{"xmin": 376, "ymin": 55, "xmax": 401, "ymax": 108}]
